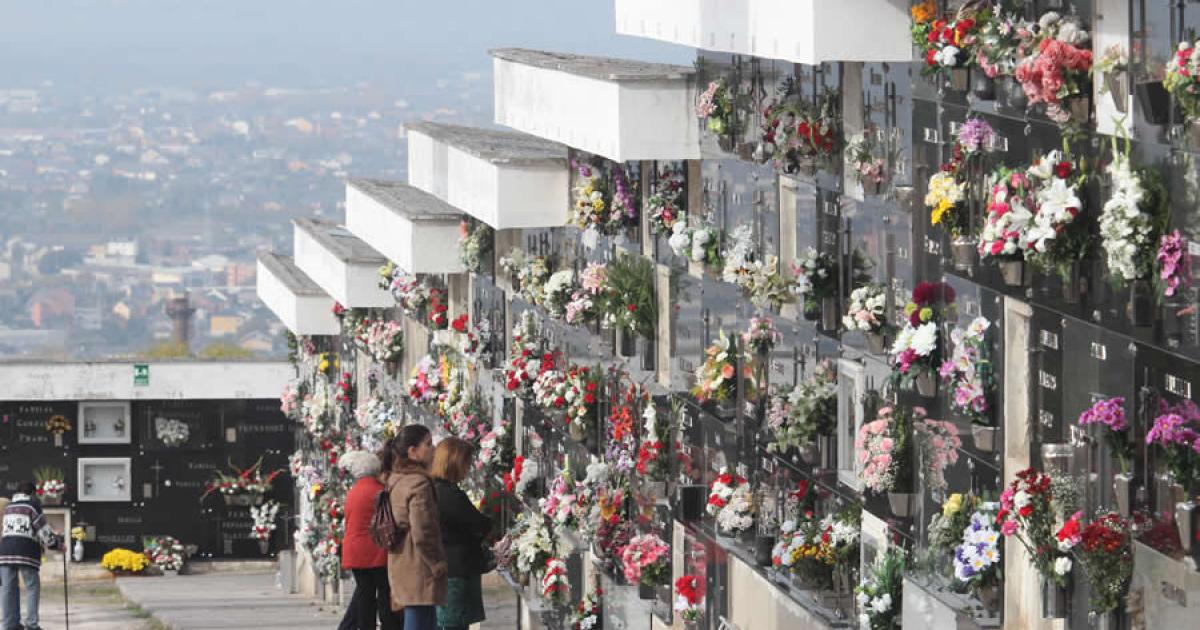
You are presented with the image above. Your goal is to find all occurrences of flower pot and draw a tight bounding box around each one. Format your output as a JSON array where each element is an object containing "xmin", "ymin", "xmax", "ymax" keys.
[
  {"xmin": 42, "ymin": 495, "xmax": 62, "ymax": 507},
  {"xmin": 915, "ymin": 371, "xmax": 937, "ymax": 398},
  {"xmin": 618, "ymin": 328, "xmax": 636, "ymax": 357},
  {"xmin": 258, "ymin": 539, "xmax": 270, "ymax": 555},
  {"xmin": 638, "ymin": 582, "xmax": 657, "ymax": 600},
  {"xmin": 865, "ymin": 332, "xmax": 887, "ymax": 354},
  {"xmin": 54, "ymin": 433, "xmax": 63, "ymax": 447},
  {"xmin": 998, "ymin": 260, "xmax": 1027, "ymax": 287},
  {"xmin": 1112, "ymin": 472, "xmax": 1135, "ymax": 518},
  {"xmin": 887, "ymin": 492, "xmax": 915, "ymax": 518},
  {"xmin": 947, "ymin": 68, "xmax": 969, "ymax": 92},
  {"xmin": 1129, "ymin": 280, "xmax": 1154, "ymax": 328},
  {"xmin": 1061, "ymin": 263, "xmax": 1083, "ymax": 304},
  {"xmin": 950, "ymin": 237, "xmax": 976, "ymax": 271},
  {"xmin": 72, "ymin": 540, "xmax": 84, "ymax": 562},
  {"xmin": 640, "ymin": 335, "xmax": 656, "ymax": 372},
  {"xmin": 1041, "ymin": 579, "xmax": 1069, "ymax": 619},
  {"xmin": 802, "ymin": 300, "xmax": 821, "ymax": 321},
  {"xmin": 971, "ymin": 72, "xmax": 996, "ymax": 101},
  {"xmin": 1136, "ymin": 80, "xmax": 1170, "ymax": 125},
  {"xmin": 971, "ymin": 425, "xmax": 999, "ymax": 453},
  {"xmin": 1001, "ymin": 76, "xmax": 1027, "ymax": 110},
  {"xmin": 820, "ymin": 297, "xmax": 839, "ymax": 333},
  {"xmin": 798, "ymin": 441, "xmax": 819, "ymax": 465},
  {"xmin": 817, "ymin": 434, "xmax": 836, "ymax": 470},
  {"xmin": 678, "ymin": 485, "xmax": 706, "ymax": 522},
  {"xmin": 568, "ymin": 421, "xmax": 587, "ymax": 443},
  {"xmin": 755, "ymin": 535, "xmax": 776, "ymax": 567},
  {"xmin": 975, "ymin": 583, "xmax": 1001, "ymax": 616},
  {"xmin": 1105, "ymin": 72, "xmax": 1129, "ymax": 113},
  {"xmin": 1175, "ymin": 500, "xmax": 1197, "ymax": 552}
]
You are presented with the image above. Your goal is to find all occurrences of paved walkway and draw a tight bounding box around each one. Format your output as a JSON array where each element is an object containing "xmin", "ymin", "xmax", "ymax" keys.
[
  {"xmin": 40, "ymin": 579, "xmax": 161, "ymax": 630},
  {"xmin": 117, "ymin": 572, "xmax": 342, "ymax": 630}
]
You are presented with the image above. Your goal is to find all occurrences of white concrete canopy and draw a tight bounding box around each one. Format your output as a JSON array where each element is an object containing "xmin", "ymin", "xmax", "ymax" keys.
[
  {"xmin": 614, "ymin": 0, "xmax": 912, "ymax": 65},
  {"xmin": 344, "ymin": 178, "xmax": 466, "ymax": 275},
  {"xmin": 406, "ymin": 121, "xmax": 570, "ymax": 229},
  {"xmin": 292, "ymin": 217, "xmax": 393, "ymax": 308},
  {"xmin": 0, "ymin": 360, "xmax": 291, "ymax": 400},
  {"xmin": 490, "ymin": 48, "xmax": 700, "ymax": 162},
  {"xmin": 255, "ymin": 251, "xmax": 341, "ymax": 336}
]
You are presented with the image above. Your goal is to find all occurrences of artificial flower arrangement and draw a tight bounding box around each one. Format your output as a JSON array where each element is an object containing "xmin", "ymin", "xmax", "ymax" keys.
[
  {"xmin": 155, "ymin": 417, "xmax": 191, "ymax": 448},
  {"xmin": 541, "ymin": 470, "xmax": 581, "ymax": 529},
  {"xmin": 1164, "ymin": 39, "xmax": 1200, "ymax": 124},
  {"xmin": 940, "ymin": 316, "xmax": 997, "ymax": 444},
  {"xmin": 500, "ymin": 248, "xmax": 552, "ymax": 306},
  {"xmin": 926, "ymin": 169, "xmax": 968, "ymax": 238},
  {"xmin": 772, "ymin": 505, "xmax": 859, "ymax": 586},
  {"xmin": 791, "ymin": 247, "xmax": 839, "ymax": 320},
  {"xmin": 542, "ymin": 269, "xmax": 579, "ymax": 322},
  {"xmin": 707, "ymin": 466, "xmax": 755, "ymax": 535},
  {"xmin": 890, "ymin": 282, "xmax": 954, "ymax": 393},
  {"xmin": 977, "ymin": 165, "xmax": 1037, "ymax": 267},
  {"xmin": 312, "ymin": 536, "xmax": 342, "ymax": 581},
  {"xmin": 541, "ymin": 557, "xmax": 571, "ymax": 607},
  {"xmin": 647, "ymin": 164, "xmax": 686, "ymax": 235},
  {"xmin": 691, "ymin": 330, "xmax": 754, "ymax": 406},
  {"xmin": 1014, "ymin": 11, "xmax": 1093, "ymax": 124},
  {"xmin": 353, "ymin": 396, "xmax": 398, "ymax": 452},
  {"xmin": 33, "ymin": 466, "xmax": 66, "ymax": 503},
  {"xmin": 571, "ymin": 159, "xmax": 614, "ymax": 233},
  {"xmin": 143, "ymin": 536, "xmax": 185, "ymax": 573},
  {"xmin": 929, "ymin": 493, "xmax": 981, "ymax": 559},
  {"xmin": 741, "ymin": 316, "xmax": 780, "ymax": 357},
  {"xmin": 910, "ymin": 0, "xmax": 986, "ymax": 77},
  {"xmin": 353, "ymin": 318, "xmax": 404, "ymax": 364},
  {"xmin": 667, "ymin": 215, "xmax": 723, "ymax": 268},
  {"xmin": 844, "ymin": 126, "xmax": 898, "ymax": 192},
  {"xmin": 565, "ymin": 262, "xmax": 606, "ymax": 327},
  {"xmin": 477, "ymin": 419, "xmax": 515, "ymax": 480},
  {"xmin": 511, "ymin": 511, "xmax": 555, "ymax": 578},
  {"xmin": 504, "ymin": 455, "xmax": 542, "ymax": 497},
  {"xmin": 458, "ymin": 316, "xmax": 493, "ymax": 367},
  {"xmin": 381, "ymin": 264, "xmax": 431, "ymax": 317},
  {"xmin": 1099, "ymin": 138, "xmax": 1169, "ymax": 288},
  {"xmin": 762, "ymin": 88, "xmax": 840, "ymax": 175},
  {"xmin": 856, "ymin": 547, "xmax": 905, "ymax": 630},
  {"xmin": 202, "ymin": 457, "xmax": 283, "ymax": 502},
  {"xmin": 673, "ymin": 574, "xmax": 705, "ymax": 623},
  {"xmin": 101, "ymin": 548, "xmax": 149, "ymax": 574},
  {"xmin": 407, "ymin": 352, "xmax": 447, "ymax": 404},
  {"xmin": 1145, "ymin": 399, "xmax": 1200, "ymax": 492},
  {"xmin": 696, "ymin": 79, "xmax": 737, "ymax": 139},
  {"xmin": 1096, "ymin": 44, "xmax": 1129, "ymax": 100},
  {"xmin": 504, "ymin": 313, "xmax": 547, "ymax": 395},
  {"xmin": 952, "ymin": 504, "xmax": 1003, "ymax": 607},
  {"xmin": 916, "ymin": 417, "xmax": 962, "ymax": 495},
  {"xmin": 855, "ymin": 404, "xmax": 922, "ymax": 495},
  {"xmin": 606, "ymin": 381, "xmax": 644, "ymax": 477},
  {"xmin": 996, "ymin": 468, "xmax": 1075, "ymax": 587},
  {"xmin": 595, "ymin": 512, "xmax": 636, "ymax": 576},
  {"xmin": 974, "ymin": 9, "xmax": 1036, "ymax": 81},
  {"xmin": 458, "ymin": 217, "xmax": 493, "ymax": 274},
  {"xmin": 843, "ymin": 284, "xmax": 889, "ymax": 340},
  {"xmin": 603, "ymin": 254, "xmax": 657, "ymax": 339},
  {"xmin": 1158, "ymin": 230, "xmax": 1190, "ymax": 298},
  {"xmin": 250, "ymin": 500, "xmax": 280, "ymax": 542},
  {"xmin": 620, "ymin": 532, "xmax": 671, "ymax": 587},
  {"xmin": 721, "ymin": 225, "xmax": 760, "ymax": 289},
  {"xmin": 1073, "ymin": 511, "xmax": 1132, "ymax": 614},
  {"xmin": 635, "ymin": 402, "xmax": 668, "ymax": 482},
  {"xmin": 1023, "ymin": 150, "xmax": 1088, "ymax": 278},
  {"xmin": 565, "ymin": 364, "xmax": 603, "ymax": 436},
  {"xmin": 428, "ymin": 287, "xmax": 449, "ymax": 329},
  {"xmin": 570, "ymin": 589, "xmax": 603, "ymax": 630},
  {"xmin": 930, "ymin": 118, "xmax": 995, "ymax": 246},
  {"xmin": 1078, "ymin": 397, "xmax": 1133, "ymax": 474},
  {"xmin": 765, "ymin": 358, "xmax": 837, "ymax": 456},
  {"xmin": 46, "ymin": 414, "xmax": 71, "ymax": 435}
]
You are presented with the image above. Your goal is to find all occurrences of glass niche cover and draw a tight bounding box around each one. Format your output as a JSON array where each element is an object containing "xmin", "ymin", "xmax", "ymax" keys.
[
  {"xmin": 78, "ymin": 401, "xmax": 131, "ymax": 444},
  {"xmin": 77, "ymin": 457, "xmax": 133, "ymax": 502}
]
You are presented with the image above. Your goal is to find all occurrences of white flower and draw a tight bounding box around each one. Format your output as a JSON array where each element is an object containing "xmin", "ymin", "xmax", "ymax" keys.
[
  {"xmin": 859, "ymin": 613, "xmax": 871, "ymax": 626},
  {"xmin": 1054, "ymin": 556, "xmax": 1072, "ymax": 575},
  {"xmin": 870, "ymin": 594, "xmax": 892, "ymax": 614},
  {"xmin": 910, "ymin": 322, "xmax": 939, "ymax": 357},
  {"xmin": 857, "ymin": 592, "xmax": 870, "ymax": 606},
  {"xmin": 934, "ymin": 45, "xmax": 960, "ymax": 67},
  {"xmin": 1013, "ymin": 490, "xmax": 1031, "ymax": 509}
]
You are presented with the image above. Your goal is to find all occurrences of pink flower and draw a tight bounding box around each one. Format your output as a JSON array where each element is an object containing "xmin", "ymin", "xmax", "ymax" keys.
[{"xmin": 1000, "ymin": 520, "xmax": 1019, "ymax": 536}]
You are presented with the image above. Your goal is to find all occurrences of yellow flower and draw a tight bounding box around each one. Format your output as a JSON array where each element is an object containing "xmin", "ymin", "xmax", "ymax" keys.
[
  {"xmin": 911, "ymin": 0, "xmax": 936, "ymax": 24},
  {"xmin": 943, "ymin": 493, "xmax": 963, "ymax": 518},
  {"xmin": 919, "ymin": 307, "xmax": 933, "ymax": 322},
  {"xmin": 903, "ymin": 303, "xmax": 917, "ymax": 316},
  {"xmin": 101, "ymin": 548, "xmax": 148, "ymax": 573},
  {"xmin": 930, "ymin": 199, "xmax": 954, "ymax": 225},
  {"xmin": 318, "ymin": 359, "xmax": 329, "ymax": 372},
  {"xmin": 594, "ymin": 199, "xmax": 605, "ymax": 211}
]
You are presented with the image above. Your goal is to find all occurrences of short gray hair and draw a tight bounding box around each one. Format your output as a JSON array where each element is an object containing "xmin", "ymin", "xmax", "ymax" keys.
[{"xmin": 341, "ymin": 450, "xmax": 381, "ymax": 479}]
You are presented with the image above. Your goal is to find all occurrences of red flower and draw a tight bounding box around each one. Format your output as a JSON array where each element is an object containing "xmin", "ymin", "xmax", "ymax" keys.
[
  {"xmin": 451, "ymin": 314, "xmax": 469, "ymax": 332},
  {"xmin": 626, "ymin": 303, "xmax": 637, "ymax": 312},
  {"xmin": 1054, "ymin": 161, "xmax": 1072, "ymax": 179}
]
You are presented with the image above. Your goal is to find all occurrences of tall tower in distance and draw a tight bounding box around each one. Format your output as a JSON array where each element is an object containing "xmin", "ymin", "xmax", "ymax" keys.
[{"xmin": 165, "ymin": 295, "xmax": 195, "ymax": 351}]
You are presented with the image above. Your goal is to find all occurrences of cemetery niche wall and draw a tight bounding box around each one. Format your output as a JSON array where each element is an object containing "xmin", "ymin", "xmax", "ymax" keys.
[
  {"xmin": 259, "ymin": 1, "xmax": 1200, "ymax": 628},
  {"xmin": 0, "ymin": 397, "xmax": 294, "ymax": 561}
]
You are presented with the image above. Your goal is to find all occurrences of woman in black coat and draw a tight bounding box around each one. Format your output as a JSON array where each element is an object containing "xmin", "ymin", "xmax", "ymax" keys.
[{"xmin": 430, "ymin": 437, "xmax": 492, "ymax": 630}]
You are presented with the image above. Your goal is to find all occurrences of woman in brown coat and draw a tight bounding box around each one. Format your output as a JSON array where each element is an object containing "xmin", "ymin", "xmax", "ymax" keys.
[{"xmin": 384, "ymin": 425, "xmax": 447, "ymax": 630}]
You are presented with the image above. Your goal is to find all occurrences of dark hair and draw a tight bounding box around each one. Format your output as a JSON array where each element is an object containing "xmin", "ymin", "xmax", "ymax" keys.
[
  {"xmin": 385, "ymin": 424, "xmax": 431, "ymax": 471},
  {"xmin": 17, "ymin": 481, "xmax": 35, "ymax": 495}
]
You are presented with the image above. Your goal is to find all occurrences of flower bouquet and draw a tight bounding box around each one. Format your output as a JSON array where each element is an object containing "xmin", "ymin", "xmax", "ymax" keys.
[
  {"xmin": 856, "ymin": 405, "xmax": 922, "ymax": 515},
  {"xmin": 408, "ymin": 353, "xmax": 445, "ymax": 404},
  {"xmin": 843, "ymin": 284, "xmax": 889, "ymax": 351},
  {"xmin": 667, "ymin": 215, "xmax": 722, "ymax": 271},
  {"xmin": 511, "ymin": 511, "xmax": 555, "ymax": 579},
  {"xmin": 952, "ymin": 505, "xmax": 1003, "ymax": 614},
  {"xmin": 355, "ymin": 319, "xmax": 404, "ymax": 365},
  {"xmin": 762, "ymin": 89, "xmax": 839, "ymax": 175},
  {"xmin": 101, "ymin": 548, "xmax": 149, "ymax": 574},
  {"xmin": 428, "ymin": 287, "xmax": 449, "ymax": 329},
  {"xmin": 911, "ymin": 0, "xmax": 986, "ymax": 89},
  {"xmin": 458, "ymin": 218, "xmax": 493, "ymax": 274},
  {"xmin": 250, "ymin": 500, "xmax": 280, "ymax": 550},
  {"xmin": 1014, "ymin": 12, "xmax": 1093, "ymax": 124},
  {"xmin": 1096, "ymin": 44, "xmax": 1130, "ymax": 111},
  {"xmin": 974, "ymin": 9, "xmax": 1036, "ymax": 85},
  {"xmin": 1165, "ymin": 40, "xmax": 1200, "ymax": 130},
  {"xmin": 1074, "ymin": 512, "xmax": 1132, "ymax": 615},
  {"xmin": 697, "ymin": 79, "xmax": 737, "ymax": 143},
  {"xmin": 504, "ymin": 455, "xmax": 542, "ymax": 497},
  {"xmin": 891, "ymin": 282, "xmax": 953, "ymax": 396},
  {"xmin": 570, "ymin": 590, "xmax": 602, "ymax": 630},
  {"xmin": 940, "ymin": 316, "xmax": 997, "ymax": 450},
  {"xmin": 707, "ymin": 467, "xmax": 754, "ymax": 536},
  {"xmin": 929, "ymin": 493, "xmax": 980, "ymax": 562},
  {"xmin": 691, "ymin": 330, "xmax": 754, "ymax": 416},
  {"xmin": 621, "ymin": 532, "xmax": 670, "ymax": 595},
  {"xmin": 202, "ymin": 457, "xmax": 282, "ymax": 506},
  {"xmin": 566, "ymin": 262, "xmax": 606, "ymax": 327},
  {"xmin": 155, "ymin": 416, "xmax": 191, "ymax": 448},
  {"xmin": 741, "ymin": 316, "xmax": 780, "ymax": 357},
  {"xmin": 856, "ymin": 547, "xmax": 905, "ymax": 630},
  {"xmin": 1079, "ymin": 397, "xmax": 1134, "ymax": 485},
  {"xmin": 34, "ymin": 467, "xmax": 66, "ymax": 505},
  {"xmin": 791, "ymin": 247, "xmax": 839, "ymax": 324},
  {"xmin": 477, "ymin": 419, "xmax": 515, "ymax": 480},
  {"xmin": 603, "ymin": 254, "xmax": 657, "ymax": 352},
  {"xmin": 977, "ymin": 165, "xmax": 1036, "ymax": 284},
  {"xmin": 1146, "ymin": 399, "xmax": 1200, "ymax": 544},
  {"xmin": 540, "ymin": 471, "xmax": 580, "ymax": 529},
  {"xmin": 542, "ymin": 269, "xmax": 577, "ymax": 321},
  {"xmin": 635, "ymin": 403, "xmax": 668, "ymax": 482},
  {"xmin": 916, "ymin": 417, "xmax": 962, "ymax": 495},
  {"xmin": 144, "ymin": 536, "xmax": 186, "ymax": 574},
  {"xmin": 844, "ymin": 127, "xmax": 897, "ymax": 194},
  {"xmin": 571, "ymin": 160, "xmax": 615, "ymax": 234},
  {"xmin": 540, "ymin": 557, "xmax": 571, "ymax": 607},
  {"xmin": 997, "ymin": 468, "xmax": 1075, "ymax": 599},
  {"xmin": 674, "ymin": 574, "xmax": 705, "ymax": 623},
  {"xmin": 1025, "ymin": 150, "xmax": 1087, "ymax": 280},
  {"xmin": 647, "ymin": 164, "xmax": 685, "ymax": 235},
  {"xmin": 765, "ymin": 359, "xmax": 836, "ymax": 462},
  {"xmin": 1158, "ymin": 230, "xmax": 1190, "ymax": 299}
]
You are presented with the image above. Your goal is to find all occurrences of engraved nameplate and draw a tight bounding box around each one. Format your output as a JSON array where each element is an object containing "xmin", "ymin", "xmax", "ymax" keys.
[
  {"xmin": 923, "ymin": 128, "xmax": 941, "ymax": 143},
  {"xmin": 1040, "ymin": 330, "xmax": 1059, "ymax": 350},
  {"xmin": 1039, "ymin": 370, "xmax": 1057, "ymax": 391},
  {"xmin": 1089, "ymin": 342, "xmax": 1107, "ymax": 360},
  {"xmin": 1165, "ymin": 374, "xmax": 1192, "ymax": 398},
  {"xmin": 1039, "ymin": 409, "xmax": 1055, "ymax": 427}
]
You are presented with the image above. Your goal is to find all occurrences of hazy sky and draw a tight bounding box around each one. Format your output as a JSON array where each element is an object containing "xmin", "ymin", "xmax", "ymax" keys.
[{"xmin": 0, "ymin": 0, "xmax": 694, "ymax": 89}]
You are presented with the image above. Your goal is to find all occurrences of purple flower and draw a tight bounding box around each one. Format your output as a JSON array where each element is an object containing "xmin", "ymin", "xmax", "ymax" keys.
[
  {"xmin": 1146, "ymin": 412, "xmax": 1200, "ymax": 447},
  {"xmin": 957, "ymin": 118, "xmax": 996, "ymax": 154},
  {"xmin": 1078, "ymin": 397, "xmax": 1127, "ymax": 432},
  {"xmin": 1157, "ymin": 230, "xmax": 1189, "ymax": 298}
]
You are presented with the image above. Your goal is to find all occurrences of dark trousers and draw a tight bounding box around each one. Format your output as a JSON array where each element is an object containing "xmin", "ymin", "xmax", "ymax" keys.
[{"xmin": 350, "ymin": 567, "xmax": 402, "ymax": 630}]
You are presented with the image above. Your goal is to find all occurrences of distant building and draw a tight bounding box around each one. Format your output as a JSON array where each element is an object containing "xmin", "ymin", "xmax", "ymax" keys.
[
  {"xmin": 209, "ymin": 314, "xmax": 243, "ymax": 337},
  {"xmin": 29, "ymin": 288, "xmax": 76, "ymax": 328}
]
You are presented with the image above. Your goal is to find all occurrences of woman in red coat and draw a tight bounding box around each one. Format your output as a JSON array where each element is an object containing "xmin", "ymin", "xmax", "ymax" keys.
[{"xmin": 341, "ymin": 450, "xmax": 402, "ymax": 630}]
